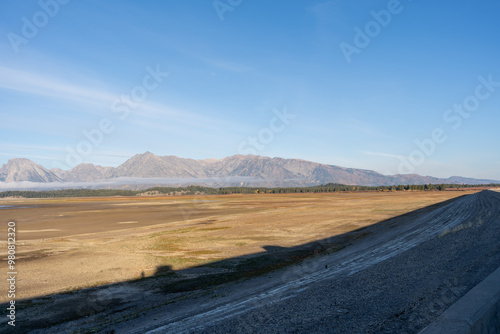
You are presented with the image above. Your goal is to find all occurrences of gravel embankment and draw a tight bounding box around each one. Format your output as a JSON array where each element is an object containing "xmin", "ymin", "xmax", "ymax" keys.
[{"xmin": 147, "ymin": 190, "xmax": 500, "ymax": 334}]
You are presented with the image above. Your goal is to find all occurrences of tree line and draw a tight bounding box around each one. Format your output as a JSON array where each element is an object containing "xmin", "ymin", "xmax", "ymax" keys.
[{"xmin": 0, "ymin": 183, "xmax": 498, "ymax": 198}]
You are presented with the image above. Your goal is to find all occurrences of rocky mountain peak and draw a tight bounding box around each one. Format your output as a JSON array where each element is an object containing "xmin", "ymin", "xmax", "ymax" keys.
[{"xmin": 0, "ymin": 158, "xmax": 62, "ymax": 183}]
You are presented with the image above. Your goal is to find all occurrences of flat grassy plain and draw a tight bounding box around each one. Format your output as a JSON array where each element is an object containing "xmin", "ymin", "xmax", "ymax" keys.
[{"xmin": 0, "ymin": 190, "xmax": 478, "ymax": 302}]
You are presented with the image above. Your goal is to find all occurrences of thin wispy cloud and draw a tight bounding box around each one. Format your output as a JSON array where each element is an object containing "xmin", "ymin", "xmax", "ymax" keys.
[
  {"xmin": 0, "ymin": 66, "xmax": 115, "ymax": 106},
  {"xmin": 0, "ymin": 144, "xmax": 67, "ymax": 152},
  {"xmin": 0, "ymin": 66, "xmax": 237, "ymax": 132},
  {"xmin": 131, "ymin": 101, "xmax": 231, "ymax": 130}
]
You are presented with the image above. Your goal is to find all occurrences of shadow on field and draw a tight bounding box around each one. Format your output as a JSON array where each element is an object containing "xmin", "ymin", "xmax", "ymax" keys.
[
  {"xmin": 153, "ymin": 194, "xmax": 470, "ymax": 294},
  {"xmin": 2, "ymin": 194, "xmax": 469, "ymax": 332}
]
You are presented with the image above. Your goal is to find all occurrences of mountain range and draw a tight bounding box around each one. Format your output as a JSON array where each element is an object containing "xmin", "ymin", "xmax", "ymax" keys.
[{"xmin": 0, "ymin": 152, "xmax": 497, "ymax": 189}]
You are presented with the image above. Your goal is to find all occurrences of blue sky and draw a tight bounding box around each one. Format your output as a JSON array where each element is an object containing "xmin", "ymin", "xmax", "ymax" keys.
[{"xmin": 1, "ymin": 0, "xmax": 499, "ymax": 179}]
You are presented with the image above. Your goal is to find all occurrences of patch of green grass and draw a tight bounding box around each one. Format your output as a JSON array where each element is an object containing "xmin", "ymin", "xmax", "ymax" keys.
[
  {"xmin": 197, "ymin": 226, "xmax": 231, "ymax": 231},
  {"xmin": 151, "ymin": 238, "xmax": 185, "ymax": 251},
  {"xmin": 234, "ymin": 242, "xmax": 248, "ymax": 247}
]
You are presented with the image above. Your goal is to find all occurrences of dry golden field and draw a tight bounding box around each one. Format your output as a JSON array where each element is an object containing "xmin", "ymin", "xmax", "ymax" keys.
[{"xmin": 0, "ymin": 190, "xmax": 478, "ymax": 302}]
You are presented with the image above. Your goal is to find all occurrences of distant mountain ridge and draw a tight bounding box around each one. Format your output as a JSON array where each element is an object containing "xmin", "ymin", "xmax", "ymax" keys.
[
  {"xmin": 0, "ymin": 158, "xmax": 62, "ymax": 183},
  {"xmin": 0, "ymin": 152, "xmax": 498, "ymax": 188}
]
